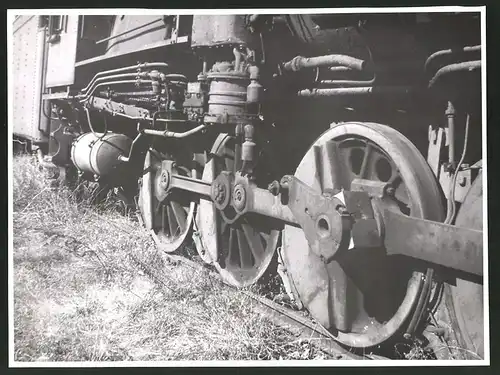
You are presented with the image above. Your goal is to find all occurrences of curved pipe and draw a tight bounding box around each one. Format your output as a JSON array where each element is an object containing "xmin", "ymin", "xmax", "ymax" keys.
[
  {"xmin": 428, "ymin": 60, "xmax": 481, "ymax": 89},
  {"xmin": 163, "ymin": 74, "xmax": 188, "ymax": 82},
  {"xmin": 36, "ymin": 148, "xmax": 57, "ymax": 169},
  {"xmin": 283, "ymin": 55, "xmax": 366, "ymax": 72},
  {"xmin": 319, "ymin": 78, "xmax": 376, "ymax": 87},
  {"xmin": 80, "ymin": 62, "xmax": 168, "ymax": 93},
  {"xmin": 78, "ymin": 79, "xmax": 155, "ymax": 100},
  {"xmin": 142, "ymin": 124, "xmax": 206, "ymax": 138},
  {"xmin": 297, "ymin": 86, "xmax": 411, "ymax": 97},
  {"xmin": 80, "ymin": 72, "xmax": 150, "ymax": 94},
  {"xmin": 424, "ymin": 45, "xmax": 481, "ymax": 72}
]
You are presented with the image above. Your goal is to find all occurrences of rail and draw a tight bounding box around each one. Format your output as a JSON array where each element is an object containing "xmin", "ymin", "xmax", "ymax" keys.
[{"xmin": 155, "ymin": 251, "xmax": 385, "ymax": 360}]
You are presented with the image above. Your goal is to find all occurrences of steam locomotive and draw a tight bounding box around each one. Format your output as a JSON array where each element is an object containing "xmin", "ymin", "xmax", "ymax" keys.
[{"xmin": 12, "ymin": 11, "xmax": 485, "ymax": 358}]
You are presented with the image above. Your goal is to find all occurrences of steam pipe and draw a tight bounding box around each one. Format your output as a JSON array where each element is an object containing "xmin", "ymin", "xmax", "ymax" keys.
[
  {"xmin": 80, "ymin": 62, "xmax": 168, "ymax": 93},
  {"xmin": 81, "ymin": 72, "xmax": 150, "ymax": 94},
  {"xmin": 78, "ymin": 80, "xmax": 156, "ymax": 100},
  {"xmin": 283, "ymin": 55, "xmax": 366, "ymax": 72},
  {"xmin": 142, "ymin": 124, "xmax": 207, "ymax": 138},
  {"xmin": 427, "ymin": 60, "xmax": 481, "ymax": 89},
  {"xmin": 81, "ymin": 71, "xmax": 182, "ymax": 96},
  {"xmin": 319, "ymin": 78, "xmax": 376, "ymax": 87},
  {"xmin": 328, "ymin": 66, "xmax": 354, "ymax": 73},
  {"xmin": 297, "ymin": 86, "xmax": 411, "ymax": 97},
  {"xmin": 163, "ymin": 74, "xmax": 188, "ymax": 82},
  {"xmin": 424, "ymin": 45, "xmax": 481, "ymax": 72}
]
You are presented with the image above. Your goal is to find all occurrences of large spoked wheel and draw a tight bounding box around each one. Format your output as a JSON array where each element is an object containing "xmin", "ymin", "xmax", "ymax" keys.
[
  {"xmin": 138, "ymin": 149, "xmax": 196, "ymax": 253},
  {"xmin": 282, "ymin": 122, "xmax": 445, "ymax": 349},
  {"xmin": 195, "ymin": 134, "xmax": 280, "ymax": 287}
]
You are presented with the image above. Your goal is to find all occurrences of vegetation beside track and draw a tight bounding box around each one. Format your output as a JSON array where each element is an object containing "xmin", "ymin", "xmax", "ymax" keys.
[{"xmin": 12, "ymin": 154, "xmax": 333, "ymax": 362}]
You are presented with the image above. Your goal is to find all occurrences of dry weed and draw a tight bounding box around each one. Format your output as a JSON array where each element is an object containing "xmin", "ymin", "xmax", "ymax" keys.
[{"xmin": 12, "ymin": 155, "xmax": 329, "ymax": 362}]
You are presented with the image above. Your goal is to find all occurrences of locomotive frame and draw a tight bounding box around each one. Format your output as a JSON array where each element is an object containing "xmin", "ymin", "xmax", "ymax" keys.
[{"xmin": 9, "ymin": 7, "xmax": 487, "ymax": 361}]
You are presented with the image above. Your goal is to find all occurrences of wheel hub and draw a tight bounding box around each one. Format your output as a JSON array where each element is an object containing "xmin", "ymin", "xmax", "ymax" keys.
[{"xmin": 232, "ymin": 184, "xmax": 247, "ymax": 211}]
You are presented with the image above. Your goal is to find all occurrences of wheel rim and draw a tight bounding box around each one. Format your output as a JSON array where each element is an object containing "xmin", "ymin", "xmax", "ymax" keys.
[
  {"xmin": 282, "ymin": 122, "xmax": 445, "ymax": 348},
  {"xmin": 195, "ymin": 134, "xmax": 280, "ymax": 287},
  {"xmin": 139, "ymin": 149, "xmax": 195, "ymax": 253}
]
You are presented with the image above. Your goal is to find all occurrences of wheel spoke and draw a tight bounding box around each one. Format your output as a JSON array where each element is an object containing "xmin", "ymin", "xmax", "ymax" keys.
[
  {"xmin": 312, "ymin": 145, "xmax": 324, "ymax": 192},
  {"xmin": 236, "ymin": 228, "xmax": 254, "ymax": 268},
  {"xmin": 260, "ymin": 232, "xmax": 270, "ymax": 242},
  {"xmin": 225, "ymin": 157, "xmax": 234, "ymax": 173},
  {"xmin": 170, "ymin": 201, "xmax": 187, "ymax": 234},
  {"xmin": 324, "ymin": 140, "xmax": 346, "ymax": 193},
  {"xmin": 359, "ymin": 143, "xmax": 373, "ymax": 179},
  {"xmin": 326, "ymin": 260, "xmax": 351, "ymax": 332},
  {"xmin": 314, "ymin": 141, "xmax": 347, "ymax": 194},
  {"xmin": 241, "ymin": 223, "xmax": 264, "ymax": 262},
  {"xmin": 388, "ymin": 173, "xmax": 402, "ymax": 187},
  {"xmin": 161, "ymin": 204, "xmax": 167, "ymax": 234},
  {"xmin": 166, "ymin": 205, "xmax": 177, "ymax": 238},
  {"xmin": 220, "ymin": 219, "xmax": 228, "ymax": 235},
  {"xmin": 222, "ymin": 148, "xmax": 235, "ymax": 160},
  {"xmin": 228, "ymin": 228, "xmax": 240, "ymax": 266}
]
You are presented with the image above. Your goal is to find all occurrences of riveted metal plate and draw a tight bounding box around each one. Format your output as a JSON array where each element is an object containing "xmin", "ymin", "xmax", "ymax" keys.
[{"xmin": 12, "ymin": 15, "xmax": 48, "ymax": 143}]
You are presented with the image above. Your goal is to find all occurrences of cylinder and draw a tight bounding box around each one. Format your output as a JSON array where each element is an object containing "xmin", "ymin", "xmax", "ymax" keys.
[
  {"xmin": 71, "ymin": 132, "xmax": 132, "ymax": 178},
  {"xmin": 207, "ymin": 71, "xmax": 249, "ymax": 117}
]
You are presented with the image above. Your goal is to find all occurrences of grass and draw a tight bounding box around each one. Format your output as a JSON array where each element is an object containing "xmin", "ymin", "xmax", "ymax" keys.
[{"xmin": 12, "ymin": 154, "xmax": 331, "ymax": 362}]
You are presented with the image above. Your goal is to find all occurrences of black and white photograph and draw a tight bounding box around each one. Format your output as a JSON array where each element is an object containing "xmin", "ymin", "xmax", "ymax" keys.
[{"xmin": 8, "ymin": 7, "xmax": 488, "ymax": 366}]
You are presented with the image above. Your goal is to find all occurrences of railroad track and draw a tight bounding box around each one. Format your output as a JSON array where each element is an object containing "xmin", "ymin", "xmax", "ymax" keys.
[{"xmin": 155, "ymin": 247, "xmax": 388, "ymax": 361}]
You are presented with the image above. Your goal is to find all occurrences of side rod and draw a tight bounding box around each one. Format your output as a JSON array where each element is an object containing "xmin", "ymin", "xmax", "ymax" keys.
[
  {"xmin": 166, "ymin": 172, "xmax": 483, "ymax": 277},
  {"xmin": 382, "ymin": 209, "xmax": 483, "ymax": 277}
]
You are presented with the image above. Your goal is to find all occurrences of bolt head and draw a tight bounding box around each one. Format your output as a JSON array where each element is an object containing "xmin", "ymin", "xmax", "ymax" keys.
[
  {"xmin": 268, "ymin": 181, "xmax": 280, "ymax": 196},
  {"xmin": 336, "ymin": 205, "xmax": 349, "ymax": 215},
  {"xmin": 385, "ymin": 186, "xmax": 395, "ymax": 196}
]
